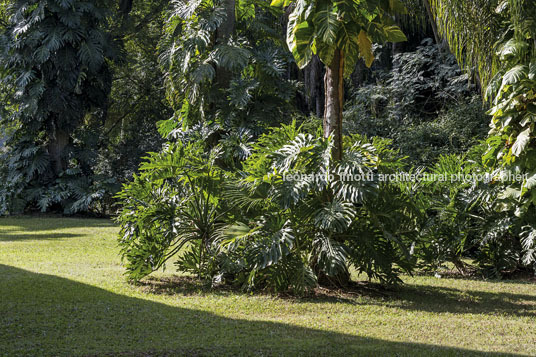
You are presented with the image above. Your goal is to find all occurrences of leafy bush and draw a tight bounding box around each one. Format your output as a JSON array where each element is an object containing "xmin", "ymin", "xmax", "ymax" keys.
[
  {"xmin": 117, "ymin": 121, "xmax": 421, "ymax": 293},
  {"xmin": 0, "ymin": 0, "xmax": 117, "ymax": 215},
  {"xmin": 116, "ymin": 141, "xmax": 229, "ymax": 281},
  {"xmin": 481, "ymin": 1, "xmax": 536, "ymax": 275},
  {"xmin": 411, "ymin": 150, "xmax": 487, "ymax": 273},
  {"xmin": 159, "ymin": 0, "xmax": 296, "ymax": 133},
  {"xmin": 412, "ymin": 145, "xmax": 536, "ymax": 277}
]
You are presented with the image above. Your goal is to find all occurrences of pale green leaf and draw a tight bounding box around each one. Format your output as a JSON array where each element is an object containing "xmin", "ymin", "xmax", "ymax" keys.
[
  {"xmin": 270, "ymin": 0, "xmax": 292, "ymax": 7},
  {"xmin": 358, "ymin": 30, "xmax": 374, "ymax": 68},
  {"xmin": 529, "ymin": 61, "xmax": 536, "ymax": 80},
  {"xmin": 512, "ymin": 128, "xmax": 531, "ymax": 157},
  {"xmin": 525, "ymin": 172, "xmax": 536, "ymax": 190},
  {"xmin": 289, "ymin": 20, "xmax": 314, "ymax": 68},
  {"xmin": 520, "ymin": 114, "xmax": 535, "ymax": 127},
  {"xmin": 502, "ymin": 65, "xmax": 528, "ymax": 85},
  {"xmin": 383, "ymin": 25, "xmax": 407, "ymax": 43}
]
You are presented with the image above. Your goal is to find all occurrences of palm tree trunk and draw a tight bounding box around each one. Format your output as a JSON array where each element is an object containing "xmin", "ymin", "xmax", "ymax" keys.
[{"xmin": 324, "ymin": 49, "xmax": 344, "ymax": 161}]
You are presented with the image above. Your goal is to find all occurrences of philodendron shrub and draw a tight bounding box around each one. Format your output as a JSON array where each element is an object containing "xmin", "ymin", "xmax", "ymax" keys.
[{"xmin": 117, "ymin": 122, "xmax": 420, "ymax": 293}]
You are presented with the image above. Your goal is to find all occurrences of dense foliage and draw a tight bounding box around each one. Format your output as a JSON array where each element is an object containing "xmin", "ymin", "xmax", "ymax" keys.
[
  {"xmin": 118, "ymin": 121, "xmax": 420, "ymax": 292},
  {"xmin": 0, "ymin": 0, "xmax": 116, "ymax": 214},
  {"xmin": 345, "ymin": 39, "xmax": 488, "ymax": 165},
  {"xmin": 159, "ymin": 0, "xmax": 296, "ymax": 134},
  {"xmin": 1, "ymin": 0, "xmax": 535, "ymax": 291},
  {"xmin": 428, "ymin": 0, "xmax": 536, "ymax": 275}
]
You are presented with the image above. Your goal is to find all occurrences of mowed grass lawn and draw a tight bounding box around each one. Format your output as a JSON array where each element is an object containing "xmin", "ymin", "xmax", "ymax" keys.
[{"xmin": 0, "ymin": 218, "xmax": 535, "ymax": 356}]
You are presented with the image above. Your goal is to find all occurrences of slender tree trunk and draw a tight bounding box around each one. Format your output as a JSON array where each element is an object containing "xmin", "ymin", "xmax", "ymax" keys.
[
  {"xmin": 215, "ymin": 0, "xmax": 236, "ymax": 88},
  {"xmin": 218, "ymin": 0, "xmax": 236, "ymax": 41},
  {"xmin": 304, "ymin": 55, "xmax": 324, "ymax": 117},
  {"xmin": 324, "ymin": 49, "xmax": 344, "ymax": 161},
  {"xmin": 319, "ymin": 49, "xmax": 350, "ymax": 288},
  {"xmin": 423, "ymin": 0, "xmax": 441, "ymax": 46},
  {"xmin": 119, "ymin": 0, "xmax": 133, "ymax": 18},
  {"xmin": 47, "ymin": 128, "xmax": 69, "ymax": 176}
]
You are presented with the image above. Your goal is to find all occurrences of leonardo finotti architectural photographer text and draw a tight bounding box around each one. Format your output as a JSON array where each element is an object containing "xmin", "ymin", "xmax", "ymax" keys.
[{"xmin": 282, "ymin": 171, "xmax": 528, "ymax": 184}]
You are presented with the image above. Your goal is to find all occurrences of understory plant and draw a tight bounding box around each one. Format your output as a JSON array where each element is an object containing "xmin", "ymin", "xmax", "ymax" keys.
[
  {"xmin": 117, "ymin": 121, "xmax": 420, "ymax": 293},
  {"xmin": 116, "ymin": 140, "xmax": 229, "ymax": 280},
  {"xmin": 344, "ymin": 39, "xmax": 488, "ymax": 165},
  {"xmin": 413, "ymin": 145, "xmax": 536, "ymax": 278},
  {"xmin": 428, "ymin": 0, "xmax": 536, "ymax": 276}
]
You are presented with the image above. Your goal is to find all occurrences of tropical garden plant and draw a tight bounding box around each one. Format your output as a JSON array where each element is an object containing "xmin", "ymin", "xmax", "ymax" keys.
[
  {"xmin": 429, "ymin": 0, "xmax": 536, "ymax": 273},
  {"xmin": 272, "ymin": 0, "xmax": 408, "ymax": 159},
  {"xmin": 0, "ymin": 0, "xmax": 116, "ymax": 214},
  {"xmin": 117, "ymin": 121, "xmax": 420, "ymax": 292}
]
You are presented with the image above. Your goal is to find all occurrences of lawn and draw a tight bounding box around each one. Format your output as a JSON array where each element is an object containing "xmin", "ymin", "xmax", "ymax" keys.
[{"xmin": 0, "ymin": 217, "xmax": 535, "ymax": 356}]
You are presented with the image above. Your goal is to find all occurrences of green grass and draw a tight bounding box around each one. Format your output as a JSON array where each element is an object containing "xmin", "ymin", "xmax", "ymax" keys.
[{"xmin": 0, "ymin": 217, "xmax": 535, "ymax": 356}]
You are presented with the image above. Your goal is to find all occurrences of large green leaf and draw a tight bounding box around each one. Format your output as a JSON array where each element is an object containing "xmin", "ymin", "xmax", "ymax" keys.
[
  {"xmin": 512, "ymin": 128, "xmax": 531, "ymax": 157},
  {"xmin": 315, "ymin": 40, "xmax": 336, "ymax": 69},
  {"xmin": 358, "ymin": 30, "xmax": 374, "ymax": 67},
  {"xmin": 502, "ymin": 65, "xmax": 528, "ymax": 86},
  {"xmin": 270, "ymin": 0, "xmax": 292, "ymax": 7},
  {"xmin": 289, "ymin": 20, "xmax": 315, "ymax": 68},
  {"xmin": 525, "ymin": 172, "xmax": 536, "ymax": 190},
  {"xmin": 313, "ymin": 1, "xmax": 340, "ymax": 45},
  {"xmin": 383, "ymin": 25, "xmax": 407, "ymax": 43},
  {"xmin": 342, "ymin": 38, "xmax": 360, "ymax": 77},
  {"xmin": 529, "ymin": 61, "xmax": 536, "ymax": 80}
]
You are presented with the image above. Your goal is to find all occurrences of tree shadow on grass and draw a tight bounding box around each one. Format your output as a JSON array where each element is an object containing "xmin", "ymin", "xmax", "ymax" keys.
[
  {"xmin": 384, "ymin": 283, "xmax": 536, "ymax": 318},
  {"xmin": 0, "ymin": 217, "xmax": 115, "ymax": 232},
  {"xmin": 0, "ymin": 232, "xmax": 83, "ymax": 242},
  {"xmin": 0, "ymin": 265, "xmax": 528, "ymax": 357},
  {"xmin": 142, "ymin": 275, "xmax": 536, "ymax": 319},
  {"xmin": 139, "ymin": 276, "xmax": 391, "ymax": 305}
]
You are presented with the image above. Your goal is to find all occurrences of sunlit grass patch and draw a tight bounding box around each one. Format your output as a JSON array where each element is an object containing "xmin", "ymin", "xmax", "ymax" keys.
[{"xmin": 1, "ymin": 217, "xmax": 534, "ymax": 356}]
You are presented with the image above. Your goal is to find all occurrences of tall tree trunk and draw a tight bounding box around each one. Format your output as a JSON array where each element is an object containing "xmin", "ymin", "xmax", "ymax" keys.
[
  {"xmin": 47, "ymin": 128, "xmax": 69, "ymax": 176},
  {"xmin": 217, "ymin": 0, "xmax": 235, "ymax": 41},
  {"xmin": 324, "ymin": 49, "xmax": 344, "ymax": 161},
  {"xmin": 215, "ymin": 0, "xmax": 236, "ymax": 89},
  {"xmin": 305, "ymin": 55, "xmax": 324, "ymax": 117},
  {"xmin": 119, "ymin": 0, "xmax": 133, "ymax": 18}
]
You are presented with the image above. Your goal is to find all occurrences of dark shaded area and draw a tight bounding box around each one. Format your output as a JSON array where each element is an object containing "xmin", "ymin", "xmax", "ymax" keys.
[
  {"xmin": 0, "ymin": 265, "xmax": 527, "ymax": 356},
  {"xmin": 140, "ymin": 275, "xmax": 536, "ymax": 319},
  {"xmin": 139, "ymin": 276, "xmax": 390, "ymax": 303},
  {"xmin": 0, "ymin": 232, "xmax": 83, "ymax": 242},
  {"xmin": 0, "ymin": 217, "xmax": 115, "ymax": 232},
  {"xmin": 391, "ymin": 284, "xmax": 536, "ymax": 318}
]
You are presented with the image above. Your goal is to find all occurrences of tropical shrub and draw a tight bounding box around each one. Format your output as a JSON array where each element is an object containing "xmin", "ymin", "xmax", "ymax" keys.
[
  {"xmin": 413, "ymin": 144, "xmax": 535, "ymax": 278},
  {"xmin": 117, "ymin": 140, "xmax": 230, "ymax": 281},
  {"xmin": 411, "ymin": 149, "xmax": 486, "ymax": 273},
  {"xmin": 428, "ymin": 0, "xmax": 536, "ymax": 276},
  {"xmin": 117, "ymin": 121, "xmax": 421, "ymax": 292}
]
